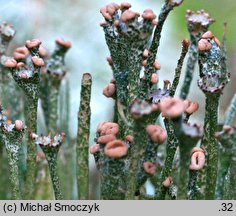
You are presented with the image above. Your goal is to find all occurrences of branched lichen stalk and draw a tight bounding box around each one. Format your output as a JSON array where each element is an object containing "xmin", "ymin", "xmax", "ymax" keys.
[
  {"xmin": 100, "ymin": 3, "xmax": 156, "ymax": 139},
  {"xmin": 41, "ymin": 38, "xmax": 71, "ymax": 134},
  {"xmin": 179, "ymin": 10, "xmax": 214, "ymax": 99},
  {"xmin": 141, "ymin": 0, "xmax": 183, "ymax": 96},
  {"xmin": 4, "ymin": 39, "xmax": 45, "ymax": 199},
  {"xmin": 77, "ymin": 73, "xmax": 92, "ymax": 200},
  {"xmin": 126, "ymin": 99, "xmax": 153, "ymax": 199},
  {"xmin": 157, "ymin": 39, "xmax": 189, "ymax": 198},
  {"xmin": 197, "ymin": 31, "xmax": 229, "ymax": 199}
]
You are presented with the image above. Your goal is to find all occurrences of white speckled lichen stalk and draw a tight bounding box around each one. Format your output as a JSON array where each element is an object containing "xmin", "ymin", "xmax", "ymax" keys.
[{"xmin": 0, "ymin": 109, "xmax": 24, "ymax": 199}]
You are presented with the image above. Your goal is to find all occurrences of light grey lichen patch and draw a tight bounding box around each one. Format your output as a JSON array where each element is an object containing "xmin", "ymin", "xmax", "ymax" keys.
[{"xmin": 33, "ymin": 132, "xmax": 65, "ymax": 148}]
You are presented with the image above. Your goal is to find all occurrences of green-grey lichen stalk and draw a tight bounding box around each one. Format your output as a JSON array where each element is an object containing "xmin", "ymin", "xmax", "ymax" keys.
[
  {"xmin": 41, "ymin": 38, "xmax": 71, "ymax": 134},
  {"xmin": 4, "ymin": 39, "xmax": 45, "ymax": 199},
  {"xmin": 197, "ymin": 32, "xmax": 230, "ymax": 199},
  {"xmin": 77, "ymin": 73, "xmax": 92, "ymax": 200}
]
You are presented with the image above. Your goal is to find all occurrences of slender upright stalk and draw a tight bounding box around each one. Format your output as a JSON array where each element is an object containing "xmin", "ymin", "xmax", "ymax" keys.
[
  {"xmin": 140, "ymin": 0, "xmax": 183, "ymax": 97},
  {"xmin": 202, "ymin": 95, "xmax": 219, "ymax": 199},
  {"xmin": 157, "ymin": 119, "xmax": 179, "ymax": 199},
  {"xmin": 227, "ymin": 143, "xmax": 236, "ymax": 199},
  {"xmin": 157, "ymin": 40, "xmax": 188, "ymax": 199},
  {"xmin": 216, "ymin": 94, "xmax": 236, "ymax": 199},
  {"xmin": 126, "ymin": 99, "xmax": 153, "ymax": 199},
  {"xmin": 77, "ymin": 73, "xmax": 92, "ymax": 200},
  {"xmin": 187, "ymin": 170, "xmax": 198, "ymax": 199},
  {"xmin": 169, "ymin": 39, "xmax": 189, "ymax": 97},
  {"xmin": 224, "ymin": 93, "xmax": 236, "ymax": 126},
  {"xmin": 24, "ymin": 97, "xmax": 38, "ymax": 199},
  {"xmin": 46, "ymin": 153, "xmax": 62, "ymax": 200}
]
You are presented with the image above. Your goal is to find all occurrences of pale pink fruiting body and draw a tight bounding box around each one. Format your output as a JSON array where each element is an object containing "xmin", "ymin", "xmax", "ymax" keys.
[
  {"xmin": 120, "ymin": 2, "xmax": 131, "ymax": 11},
  {"xmin": 142, "ymin": 9, "xmax": 156, "ymax": 20},
  {"xmin": 151, "ymin": 73, "xmax": 158, "ymax": 84},
  {"xmin": 143, "ymin": 162, "xmax": 156, "ymax": 175},
  {"xmin": 121, "ymin": 10, "xmax": 136, "ymax": 22},
  {"xmin": 146, "ymin": 125, "xmax": 167, "ymax": 144},
  {"xmin": 55, "ymin": 38, "xmax": 72, "ymax": 48},
  {"xmin": 20, "ymin": 73, "xmax": 28, "ymax": 79},
  {"xmin": 189, "ymin": 150, "xmax": 205, "ymax": 171},
  {"xmin": 162, "ymin": 176, "xmax": 173, "ymax": 187},
  {"xmin": 184, "ymin": 100, "xmax": 199, "ymax": 114},
  {"xmin": 97, "ymin": 122, "xmax": 119, "ymax": 138},
  {"xmin": 25, "ymin": 39, "xmax": 42, "ymax": 49},
  {"xmin": 89, "ymin": 144, "xmax": 100, "ymax": 154},
  {"xmin": 223, "ymin": 125, "xmax": 231, "ymax": 132},
  {"xmin": 97, "ymin": 134, "xmax": 116, "ymax": 144},
  {"xmin": 104, "ymin": 140, "xmax": 128, "ymax": 158},
  {"xmin": 125, "ymin": 135, "xmax": 134, "ymax": 143},
  {"xmin": 153, "ymin": 60, "xmax": 161, "ymax": 70},
  {"xmin": 15, "ymin": 120, "xmax": 24, "ymax": 131},
  {"xmin": 4, "ymin": 58, "xmax": 17, "ymax": 68},
  {"xmin": 198, "ymin": 39, "xmax": 212, "ymax": 52},
  {"xmin": 31, "ymin": 56, "xmax": 45, "ymax": 67},
  {"xmin": 160, "ymin": 97, "xmax": 187, "ymax": 118},
  {"xmin": 202, "ymin": 31, "xmax": 214, "ymax": 39},
  {"xmin": 103, "ymin": 83, "xmax": 116, "ymax": 98}
]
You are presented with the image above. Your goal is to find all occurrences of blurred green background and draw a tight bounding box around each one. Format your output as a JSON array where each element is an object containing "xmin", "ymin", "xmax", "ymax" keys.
[{"xmin": 0, "ymin": 0, "xmax": 235, "ymax": 199}]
